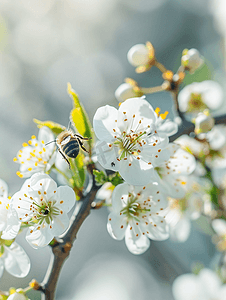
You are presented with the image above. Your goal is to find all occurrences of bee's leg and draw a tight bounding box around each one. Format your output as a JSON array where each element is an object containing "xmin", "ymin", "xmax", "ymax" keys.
[
  {"xmin": 58, "ymin": 149, "xmax": 71, "ymax": 169},
  {"xmin": 74, "ymin": 133, "xmax": 92, "ymax": 141},
  {"xmin": 77, "ymin": 139, "xmax": 89, "ymax": 153}
]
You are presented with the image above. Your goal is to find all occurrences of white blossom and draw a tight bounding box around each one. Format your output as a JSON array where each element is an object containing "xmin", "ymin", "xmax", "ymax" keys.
[
  {"xmin": 11, "ymin": 173, "xmax": 76, "ymax": 248},
  {"xmin": 172, "ymin": 268, "xmax": 226, "ymax": 300},
  {"xmin": 107, "ymin": 182, "xmax": 169, "ymax": 255},
  {"xmin": 178, "ymin": 80, "xmax": 223, "ymax": 114},
  {"xmin": 93, "ymin": 97, "xmax": 171, "ymax": 185},
  {"xmin": 181, "ymin": 48, "xmax": 204, "ymax": 74},
  {"xmin": 14, "ymin": 126, "xmax": 56, "ymax": 178}
]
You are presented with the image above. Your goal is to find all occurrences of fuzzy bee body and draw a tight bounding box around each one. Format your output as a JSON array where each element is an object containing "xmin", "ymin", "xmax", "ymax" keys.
[
  {"xmin": 46, "ymin": 128, "xmax": 91, "ymax": 169},
  {"xmin": 61, "ymin": 137, "xmax": 80, "ymax": 158}
]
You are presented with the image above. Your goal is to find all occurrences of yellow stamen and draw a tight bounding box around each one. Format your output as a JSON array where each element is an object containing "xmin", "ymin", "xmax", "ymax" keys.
[
  {"xmin": 160, "ymin": 111, "xmax": 169, "ymax": 120},
  {"xmin": 155, "ymin": 107, "xmax": 160, "ymax": 116}
]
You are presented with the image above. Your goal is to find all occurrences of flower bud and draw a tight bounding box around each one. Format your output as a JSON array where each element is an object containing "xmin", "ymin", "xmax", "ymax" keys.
[
  {"xmin": 181, "ymin": 48, "xmax": 204, "ymax": 74},
  {"xmin": 194, "ymin": 110, "xmax": 214, "ymax": 135},
  {"xmin": 127, "ymin": 44, "xmax": 150, "ymax": 67},
  {"xmin": 114, "ymin": 83, "xmax": 137, "ymax": 102},
  {"xmin": 8, "ymin": 289, "xmax": 26, "ymax": 300}
]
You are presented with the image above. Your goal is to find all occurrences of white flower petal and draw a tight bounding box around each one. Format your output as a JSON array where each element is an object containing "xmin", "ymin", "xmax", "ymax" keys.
[
  {"xmin": 26, "ymin": 224, "xmax": 54, "ymax": 249},
  {"xmin": 157, "ymin": 119, "xmax": 178, "ymax": 137},
  {"xmin": 218, "ymin": 285, "xmax": 226, "ymax": 300},
  {"xmin": 119, "ymin": 157, "xmax": 154, "ymax": 186},
  {"xmin": 56, "ymin": 186, "xmax": 76, "ymax": 213},
  {"xmin": 169, "ymin": 216, "xmax": 191, "ymax": 242},
  {"xmin": 199, "ymin": 268, "xmax": 221, "ymax": 297},
  {"xmin": 38, "ymin": 126, "xmax": 55, "ymax": 146},
  {"xmin": 118, "ymin": 97, "xmax": 157, "ymax": 125},
  {"xmin": 1, "ymin": 208, "xmax": 21, "ymax": 240},
  {"xmin": 95, "ymin": 141, "xmax": 119, "ymax": 171},
  {"xmin": 93, "ymin": 105, "xmax": 119, "ymax": 141},
  {"xmin": 144, "ymin": 217, "xmax": 169, "ymax": 241},
  {"xmin": 172, "ymin": 273, "xmax": 205, "ymax": 300},
  {"xmin": 107, "ymin": 212, "xmax": 127, "ymax": 240},
  {"xmin": 125, "ymin": 226, "xmax": 150, "ymax": 255},
  {"xmin": 200, "ymin": 81, "xmax": 223, "ymax": 110},
  {"xmin": 111, "ymin": 183, "xmax": 129, "ymax": 212},
  {"xmin": 0, "ymin": 178, "xmax": 8, "ymax": 198},
  {"xmin": 212, "ymin": 219, "xmax": 226, "ymax": 236},
  {"xmin": 51, "ymin": 214, "xmax": 69, "ymax": 237},
  {"xmin": 4, "ymin": 242, "xmax": 30, "ymax": 277}
]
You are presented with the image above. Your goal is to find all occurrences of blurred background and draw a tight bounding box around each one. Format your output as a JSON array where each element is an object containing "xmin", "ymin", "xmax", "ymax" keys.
[{"xmin": 0, "ymin": 0, "xmax": 225, "ymax": 299}]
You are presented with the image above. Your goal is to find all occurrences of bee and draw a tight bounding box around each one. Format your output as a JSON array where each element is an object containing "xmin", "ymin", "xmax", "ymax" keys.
[{"xmin": 46, "ymin": 124, "xmax": 91, "ymax": 169}]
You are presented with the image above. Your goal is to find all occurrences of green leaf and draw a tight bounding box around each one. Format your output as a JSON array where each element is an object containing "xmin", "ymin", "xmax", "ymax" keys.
[
  {"xmin": 93, "ymin": 170, "xmax": 107, "ymax": 186},
  {"xmin": 93, "ymin": 170, "xmax": 123, "ymax": 186},
  {"xmin": 33, "ymin": 119, "xmax": 65, "ymax": 135},
  {"xmin": 70, "ymin": 153, "xmax": 86, "ymax": 189},
  {"xmin": 68, "ymin": 83, "xmax": 93, "ymax": 150}
]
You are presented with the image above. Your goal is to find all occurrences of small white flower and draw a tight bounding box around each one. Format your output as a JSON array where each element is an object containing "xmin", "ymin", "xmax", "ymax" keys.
[
  {"xmin": 11, "ymin": 173, "xmax": 76, "ymax": 248},
  {"xmin": 181, "ymin": 48, "xmax": 204, "ymax": 74},
  {"xmin": 172, "ymin": 268, "xmax": 226, "ymax": 300},
  {"xmin": 107, "ymin": 182, "xmax": 169, "ymax": 255},
  {"xmin": 127, "ymin": 44, "xmax": 150, "ymax": 67},
  {"xmin": 212, "ymin": 219, "xmax": 226, "ymax": 252},
  {"xmin": 178, "ymin": 80, "xmax": 223, "ymax": 114},
  {"xmin": 14, "ymin": 127, "xmax": 56, "ymax": 178},
  {"xmin": 155, "ymin": 144, "xmax": 196, "ymax": 198},
  {"xmin": 194, "ymin": 110, "xmax": 215, "ymax": 135},
  {"xmin": 93, "ymin": 97, "xmax": 171, "ymax": 185},
  {"xmin": 0, "ymin": 241, "xmax": 30, "ymax": 279}
]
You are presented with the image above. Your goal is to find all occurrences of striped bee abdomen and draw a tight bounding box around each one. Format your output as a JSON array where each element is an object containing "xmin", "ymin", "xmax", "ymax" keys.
[{"xmin": 62, "ymin": 139, "xmax": 80, "ymax": 158}]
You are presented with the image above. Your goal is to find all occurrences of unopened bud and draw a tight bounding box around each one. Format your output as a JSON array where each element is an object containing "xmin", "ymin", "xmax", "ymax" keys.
[
  {"xmin": 115, "ymin": 83, "xmax": 137, "ymax": 102},
  {"xmin": 127, "ymin": 44, "xmax": 150, "ymax": 67},
  {"xmin": 194, "ymin": 110, "xmax": 214, "ymax": 135},
  {"xmin": 181, "ymin": 48, "xmax": 204, "ymax": 74}
]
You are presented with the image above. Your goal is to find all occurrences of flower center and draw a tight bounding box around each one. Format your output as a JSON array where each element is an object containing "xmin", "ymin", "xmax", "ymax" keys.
[
  {"xmin": 120, "ymin": 192, "xmax": 151, "ymax": 222},
  {"xmin": 188, "ymin": 93, "xmax": 207, "ymax": 112}
]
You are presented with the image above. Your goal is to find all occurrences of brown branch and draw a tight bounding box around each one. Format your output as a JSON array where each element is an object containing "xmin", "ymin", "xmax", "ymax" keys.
[{"xmin": 39, "ymin": 174, "xmax": 99, "ymax": 300}]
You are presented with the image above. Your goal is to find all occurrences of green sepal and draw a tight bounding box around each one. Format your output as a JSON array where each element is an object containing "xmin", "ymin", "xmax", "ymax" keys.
[
  {"xmin": 68, "ymin": 83, "xmax": 94, "ymax": 150},
  {"xmin": 33, "ymin": 119, "xmax": 65, "ymax": 135},
  {"xmin": 4, "ymin": 239, "xmax": 14, "ymax": 247},
  {"xmin": 93, "ymin": 170, "xmax": 123, "ymax": 186}
]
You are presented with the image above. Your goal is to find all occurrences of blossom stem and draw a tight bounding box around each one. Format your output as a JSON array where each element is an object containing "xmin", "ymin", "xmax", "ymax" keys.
[
  {"xmin": 154, "ymin": 60, "xmax": 168, "ymax": 73},
  {"xmin": 140, "ymin": 85, "xmax": 166, "ymax": 94}
]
